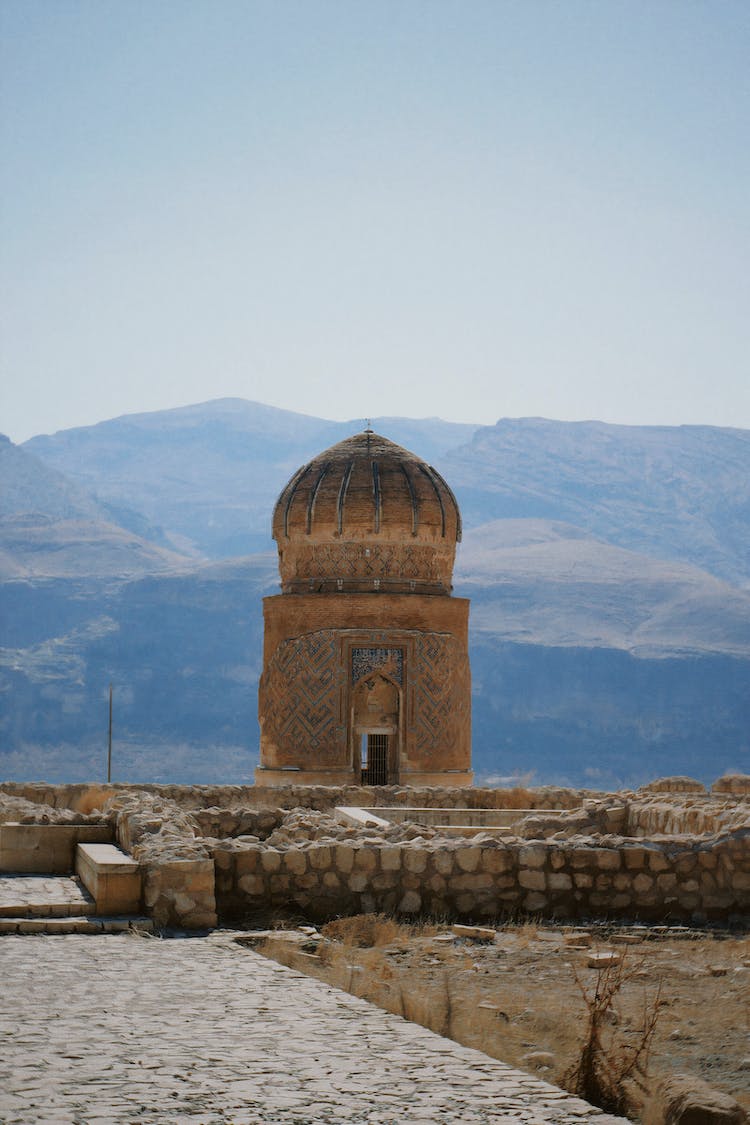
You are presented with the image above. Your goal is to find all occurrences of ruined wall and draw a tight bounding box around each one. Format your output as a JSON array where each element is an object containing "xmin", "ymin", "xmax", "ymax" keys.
[
  {"xmin": 213, "ymin": 826, "xmax": 750, "ymax": 926},
  {"xmin": 2, "ymin": 781, "xmax": 747, "ymax": 930},
  {"xmin": 108, "ymin": 794, "xmax": 217, "ymax": 929},
  {"xmin": 0, "ymin": 781, "xmax": 588, "ymax": 814}
]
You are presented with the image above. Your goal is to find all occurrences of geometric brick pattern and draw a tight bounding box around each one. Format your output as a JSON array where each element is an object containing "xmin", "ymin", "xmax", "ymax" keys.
[
  {"xmin": 259, "ymin": 631, "xmax": 339, "ymax": 758},
  {"xmin": 288, "ymin": 542, "xmax": 450, "ymax": 586},
  {"xmin": 413, "ymin": 633, "xmax": 469, "ymax": 760},
  {"xmin": 351, "ymin": 647, "xmax": 403, "ymax": 686}
]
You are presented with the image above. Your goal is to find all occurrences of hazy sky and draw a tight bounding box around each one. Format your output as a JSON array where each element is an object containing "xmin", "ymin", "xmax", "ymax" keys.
[{"xmin": 1, "ymin": 0, "xmax": 748, "ymax": 443}]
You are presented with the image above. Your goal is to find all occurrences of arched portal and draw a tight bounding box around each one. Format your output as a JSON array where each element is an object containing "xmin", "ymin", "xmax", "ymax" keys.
[{"xmin": 351, "ymin": 672, "xmax": 400, "ymax": 785}]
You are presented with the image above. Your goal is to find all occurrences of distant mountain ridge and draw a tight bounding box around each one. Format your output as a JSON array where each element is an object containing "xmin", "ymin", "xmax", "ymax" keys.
[
  {"xmin": 23, "ymin": 401, "xmax": 750, "ymax": 586},
  {"xmin": 2, "ymin": 399, "xmax": 748, "ymax": 786},
  {"xmin": 23, "ymin": 399, "xmax": 478, "ymax": 558},
  {"xmin": 446, "ymin": 418, "xmax": 750, "ymax": 587}
]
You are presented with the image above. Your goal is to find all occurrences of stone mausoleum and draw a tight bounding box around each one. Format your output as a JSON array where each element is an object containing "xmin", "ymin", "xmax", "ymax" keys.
[{"xmin": 256, "ymin": 430, "xmax": 472, "ymax": 787}]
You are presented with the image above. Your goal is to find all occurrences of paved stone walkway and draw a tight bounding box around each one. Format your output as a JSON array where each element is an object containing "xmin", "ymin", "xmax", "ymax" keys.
[
  {"xmin": 0, "ymin": 874, "xmax": 95, "ymax": 917},
  {"xmin": 0, "ymin": 932, "xmax": 629, "ymax": 1124}
]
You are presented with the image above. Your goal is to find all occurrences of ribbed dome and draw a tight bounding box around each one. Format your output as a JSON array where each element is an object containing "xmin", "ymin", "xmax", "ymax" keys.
[{"xmin": 272, "ymin": 432, "xmax": 462, "ymax": 594}]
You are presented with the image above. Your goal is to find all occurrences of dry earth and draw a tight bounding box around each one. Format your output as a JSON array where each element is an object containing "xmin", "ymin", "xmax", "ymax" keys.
[{"xmin": 252, "ymin": 918, "xmax": 750, "ymax": 1123}]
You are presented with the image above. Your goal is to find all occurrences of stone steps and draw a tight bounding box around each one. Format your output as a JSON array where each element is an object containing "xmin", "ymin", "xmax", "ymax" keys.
[
  {"xmin": 0, "ymin": 897, "xmax": 95, "ymax": 918},
  {"xmin": 0, "ymin": 915, "xmax": 154, "ymax": 935},
  {"xmin": 0, "ymin": 874, "xmax": 96, "ymax": 917}
]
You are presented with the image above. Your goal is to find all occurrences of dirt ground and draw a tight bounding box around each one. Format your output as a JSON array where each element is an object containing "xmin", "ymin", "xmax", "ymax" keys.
[{"xmin": 250, "ymin": 917, "xmax": 750, "ymax": 1123}]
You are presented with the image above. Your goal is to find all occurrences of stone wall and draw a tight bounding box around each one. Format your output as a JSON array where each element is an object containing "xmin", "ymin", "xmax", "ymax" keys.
[
  {"xmin": 0, "ymin": 781, "xmax": 591, "ymax": 814},
  {"xmin": 2, "ymin": 781, "xmax": 747, "ymax": 930},
  {"xmin": 108, "ymin": 794, "xmax": 217, "ymax": 929},
  {"xmin": 213, "ymin": 825, "xmax": 750, "ymax": 926},
  {"xmin": 713, "ymin": 774, "xmax": 750, "ymax": 797},
  {"xmin": 626, "ymin": 794, "xmax": 749, "ymax": 837}
]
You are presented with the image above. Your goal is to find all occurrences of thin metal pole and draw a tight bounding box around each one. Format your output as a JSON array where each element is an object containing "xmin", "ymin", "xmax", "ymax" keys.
[{"xmin": 107, "ymin": 683, "xmax": 113, "ymax": 784}]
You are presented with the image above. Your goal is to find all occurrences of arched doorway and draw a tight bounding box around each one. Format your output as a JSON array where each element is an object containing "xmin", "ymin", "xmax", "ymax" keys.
[{"xmin": 351, "ymin": 673, "xmax": 400, "ymax": 785}]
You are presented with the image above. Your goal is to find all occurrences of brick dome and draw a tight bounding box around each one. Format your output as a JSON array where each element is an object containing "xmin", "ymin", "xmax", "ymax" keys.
[{"xmin": 272, "ymin": 431, "xmax": 462, "ymax": 594}]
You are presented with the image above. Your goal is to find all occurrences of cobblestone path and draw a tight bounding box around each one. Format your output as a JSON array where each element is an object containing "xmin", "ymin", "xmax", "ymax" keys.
[
  {"xmin": 0, "ymin": 874, "xmax": 95, "ymax": 915},
  {"xmin": 0, "ymin": 933, "xmax": 629, "ymax": 1124}
]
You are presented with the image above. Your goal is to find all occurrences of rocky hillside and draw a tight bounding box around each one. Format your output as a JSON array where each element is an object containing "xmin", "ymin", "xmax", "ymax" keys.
[
  {"xmin": 0, "ymin": 436, "xmax": 190, "ymax": 579},
  {"xmin": 1, "ymin": 402, "xmax": 748, "ymax": 787}
]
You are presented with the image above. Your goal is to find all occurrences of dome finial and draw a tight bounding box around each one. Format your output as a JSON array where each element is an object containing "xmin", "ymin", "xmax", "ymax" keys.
[{"xmin": 364, "ymin": 418, "xmax": 373, "ymax": 433}]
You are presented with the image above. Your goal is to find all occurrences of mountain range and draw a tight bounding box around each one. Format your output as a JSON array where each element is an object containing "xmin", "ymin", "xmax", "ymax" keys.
[{"xmin": 1, "ymin": 400, "xmax": 748, "ymax": 788}]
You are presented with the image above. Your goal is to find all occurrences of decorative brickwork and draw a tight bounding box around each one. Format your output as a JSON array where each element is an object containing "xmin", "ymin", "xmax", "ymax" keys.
[
  {"xmin": 413, "ymin": 634, "xmax": 470, "ymax": 762},
  {"xmin": 351, "ymin": 647, "xmax": 403, "ymax": 686},
  {"xmin": 282, "ymin": 541, "xmax": 453, "ymax": 594},
  {"xmin": 259, "ymin": 632, "xmax": 340, "ymax": 761}
]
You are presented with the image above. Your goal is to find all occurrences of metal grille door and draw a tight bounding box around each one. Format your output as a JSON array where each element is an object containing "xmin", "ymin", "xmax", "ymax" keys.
[{"xmin": 362, "ymin": 734, "xmax": 389, "ymax": 785}]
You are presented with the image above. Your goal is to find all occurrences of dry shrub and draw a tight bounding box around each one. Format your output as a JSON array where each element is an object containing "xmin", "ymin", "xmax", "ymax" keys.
[
  {"xmin": 322, "ymin": 913, "xmax": 403, "ymax": 948},
  {"xmin": 563, "ymin": 953, "xmax": 662, "ymax": 1117},
  {"xmin": 513, "ymin": 921, "xmax": 539, "ymax": 948}
]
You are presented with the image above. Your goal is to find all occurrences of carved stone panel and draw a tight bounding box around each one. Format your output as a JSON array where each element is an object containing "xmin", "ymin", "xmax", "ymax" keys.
[
  {"xmin": 259, "ymin": 630, "xmax": 342, "ymax": 763},
  {"xmin": 351, "ymin": 647, "xmax": 403, "ymax": 685},
  {"xmin": 412, "ymin": 632, "xmax": 470, "ymax": 765}
]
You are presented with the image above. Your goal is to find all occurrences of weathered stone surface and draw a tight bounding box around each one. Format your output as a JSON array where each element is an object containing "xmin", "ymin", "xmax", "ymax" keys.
[
  {"xmin": 0, "ymin": 932, "xmax": 633, "ymax": 1124},
  {"xmin": 519, "ymin": 869, "xmax": 545, "ymax": 891},
  {"xmin": 519, "ymin": 845, "xmax": 547, "ymax": 868},
  {"xmin": 456, "ymin": 847, "xmax": 480, "ymax": 873},
  {"xmin": 398, "ymin": 890, "xmax": 421, "ymax": 914},
  {"xmin": 650, "ymin": 1073, "xmax": 748, "ymax": 1124}
]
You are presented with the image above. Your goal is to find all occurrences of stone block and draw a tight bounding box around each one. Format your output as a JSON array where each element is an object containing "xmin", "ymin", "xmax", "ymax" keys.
[
  {"xmin": 590, "ymin": 849, "xmax": 621, "ymax": 871},
  {"xmin": 371, "ymin": 872, "xmax": 397, "ymax": 891},
  {"xmin": 456, "ymin": 847, "xmax": 480, "ymax": 872},
  {"xmin": 403, "ymin": 848, "xmax": 428, "ymax": 873},
  {"xmin": 238, "ymin": 873, "xmax": 265, "ymax": 895},
  {"xmin": 235, "ymin": 848, "xmax": 260, "ymax": 875},
  {"xmin": 547, "ymin": 872, "xmax": 572, "ymax": 891},
  {"xmin": 519, "ymin": 845, "xmax": 547, "ymax": 869},
  {"xmin": 354, "ymin": 848, "xmax": 377, "ymax": 872},
  {"xmin": 651, "ymin": 1073, "xmax": 748, "ymax": 1124},
  {"xmin": 283, "ymin": 848, "xmax": 307, "ymax": 874},
  {"xmin": 623, "ymin": 847, "xmax": 649, "ymax": 870},
  {"xmin": 434, "ymin": 849, "xmax": 456, "ymax": 875},
  {"xmin": 334, "ymin": 845, "xmax": 354, "ymax": 873},
  {"xmin": 519, "ymin": 869, "xmax": 545, "ymax": 891},
  {"xmin": 1, "ymin": 823, "xmax": 112, "ymax": 874},
  {"xmin": 213, "ymin": 847, "xmax": 233, "ymax": 871},
  {"xmin": 480, "ymin": 846, "xmax": 512, "ymax": 873},
  {"xmin": 397, "ymin": 890, "xmax": 421, "ymax": 914},
  {"xmin": 380, "ymin": 846, "xmax": 401, "ymax": 872},
  {"xmin": 76, "ymin": 843, "xmax": 141, "ymax": 915},
  {"xmin": 308, "ymin": 846, "xmax": 331, "ymax": 870}
]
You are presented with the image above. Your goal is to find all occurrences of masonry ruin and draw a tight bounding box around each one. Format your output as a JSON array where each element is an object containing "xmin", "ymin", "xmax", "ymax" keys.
[
  {"xmin": 1, "ymin": 776, "xmax": 748, "ymax": 933},
  {"xmin": 256, "ymin": 430, "xmax": 472, "ymax": 787}
]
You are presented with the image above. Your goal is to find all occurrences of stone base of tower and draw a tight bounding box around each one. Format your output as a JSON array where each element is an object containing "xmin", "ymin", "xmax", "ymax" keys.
[
  {"xmin": 258, "ymin": 592, "xmax": 472, "ymax": 787},
  {"xmin": 254, "ymin": 766, "xmax": 359, "ymax": 787},
  {"xmin": 254, "ymin": 766, "xmax": 474, "ymax": 788}
]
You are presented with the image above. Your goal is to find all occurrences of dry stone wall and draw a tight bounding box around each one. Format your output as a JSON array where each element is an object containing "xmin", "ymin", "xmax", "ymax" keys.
[
  {"xmin": 213, "ymin": 825, "xmax": 750, "ymax": 926},
  {"xmin": 108, "ymin": 794, "xmax": 217, "ymax": 929},
  {"xmin": 2, "ymin": 781, "xmax": 748, "ymax": 930},
  {"xmin": 0, "ymin": 781, "xmax": 589, "ymax": 814}
]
